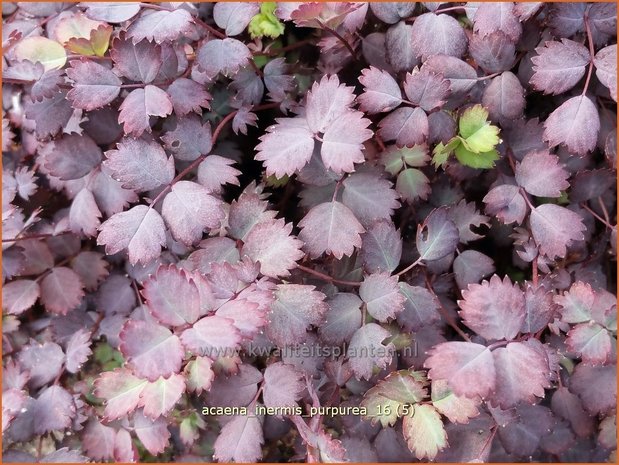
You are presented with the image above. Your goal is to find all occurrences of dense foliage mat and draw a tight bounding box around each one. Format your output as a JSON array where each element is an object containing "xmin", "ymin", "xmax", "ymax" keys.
[{"xmin": 2, "ymin": 1, "xmax": 617, "ymax": 462}]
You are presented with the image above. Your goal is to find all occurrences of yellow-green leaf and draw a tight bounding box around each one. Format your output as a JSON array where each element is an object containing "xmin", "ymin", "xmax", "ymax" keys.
[
  {"xmin": 361, "ymin": 369, "xmax": 428, "ymax": 427},
  {"xmin": 459, "ymin": 104, "xmax": 500, "ymax": 153},
  {"xmin": 248, "ymin": 2, "xmax": 285, "ymax": 39},
  {"xmin": 13, "ymin": 37, "xmax": 67, "ymax": 71},
  {"xmin": 402, "ymin": 404, "xmax": 448, "ymax": 460}
]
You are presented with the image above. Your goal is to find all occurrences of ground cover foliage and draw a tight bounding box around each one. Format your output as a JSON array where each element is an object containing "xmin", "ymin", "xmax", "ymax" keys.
[{"xmin": 1, "ymin": 1, "xmax": 618, "ymax": 462}]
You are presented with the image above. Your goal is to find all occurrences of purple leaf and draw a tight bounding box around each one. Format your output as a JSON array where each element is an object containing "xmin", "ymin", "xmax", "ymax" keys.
[
  {"xmin": 140, "ymin": 374, "xmax": 185, "ymax": 419},
  {"xmin": 423, "ymin": 55, "xmax": 477, "ymax": 96},
  {"xmin": 341, "ymin": 172, "xmax": 400, "ymax": 226},
  {"xmin": 255, "ymin": 118, "xmax": 315, "ymax": 177},
  {"xmin": 306, "ymin": 74, "xmax": 355, "ymax": 134},
  {"xmin": 570, "ymin": 363, "xmax": 617, "ymax": 416},
  {"xmin": 82, "ymin": 2, "xmax": 141, "ymax": 23},
  {"xmin": 266, "ymin": 284, "xmax": 327, "ymax": 347},
  {"xmin": 196, "ymin": 38, "xmax": 251, "ymax": 79},
  {"xmin": 385, "ymin": 21, "xmax": 419, "ymax": 73},
  {"xmin": 197, "ymin": 155, "xmax": 241, "ymax": 194},
  {"xmin": 180, "ymin": 315, "xmax": 241, "ymax": 356},
  {"xmin": 482, "ymin": 71, "xmax": 525, "ymax": 121},
  {"xmin": 370, "ymin": 3, "xmax": 416, "ymax": 24},
  {"xmin": 213, "ymin": 2, "xmax": 259, "ymax": 36},
  {"xmin": 469, "ymin": 31, "xmax": 517, "ymax": 74},
  {"xmin": 357, "ymin": 66, "xmax": 402, "ymax": 114},
  {"xmin": 213, "ymin": 411, "xmax": 264, "ymax": 463},
  {"xmin": 378, "ymin": 106, "xmax": 429, "ymax": 147},
  {"xmin": 66, "ymin": 60, "xmax": 122, "ymax": 111},
  {"xmin": 521, "ymin": 284, "xmax": 557, "ymax": 334},
  {"xmin": 515, "ymin": 150, "xmax": 569, "ymax": 198},
  {"xmin": 594, "ymin": 44, "xmax": 617, "ymax": 102},
  {"xmin": 543, "ymin": 95, "xmax": 600, "ymax": 155},
  {"xmin": 118, "ymin": 85, "xmax": 173, "ymax": 137},
  {"xmin": 69, "ymin": 188, "xmax": 101, "ymax": 237},
  {"xmin": 447, "ymin": 199, "xmax": 490, "ymax": 244},
  {"xmin": 529, "ymin": 204, "xmax": 586, "ymax": 259},
  {"xmin": 319, "ymin": 292, "xmax": 363, "ymax": 345},
  {"xmin": 360, "ymin": 219, "xmax": 402, "ymax": 274},
  {"xmin": 165, "ymin": 78, "xmax": 211, "ymax": 116},
  {"xmin": 83, "ymin": 419, "xmax": 116, "ymax": 460},
  {"xmin": 162, "ymin": 181, "xmax": 225, "ymax": 245},
  {"xmin": 64, "ymin": 328, "xmax": 92, "ymax": 373},
  {"xmin": 104, "ymin": 138, "xmax": 174, "ymax": 192},
  {"xmin": 263, "ymin": 362, "xmax": 304, "ymax": 409},
  {"xmin": 133, "ymin": 409, "xmax": 171, "ymax": 455},
  {"xmin": 25, "ymin": 92, "xmax": 73, "ymax": 138},
  {"xmin": 2, "ymin": 279, "xmax": 40, "ymax": 315},
  {"xmin": 403, "ymin": 67, "xmax": 451, "ymax": 112},
  {"xmin": 97, "ymin": 205, "xmax": 167, "ymax": 265},
  {"xmin": 416, "ymin": 207, "xmax": 459, "ymax": 261},
  {"xmin": 359, "ymin": 272, "xmax": 405, "ymax": 322},
  {"xmin": 397, "ymin": 283, "xmax": 441, "ymax": 332},
  {"xmin": 142, "ymin": 265, "xmax": 201, "ymax": 326},
  {"xmin": 119, "ymin": 320, "xmax": 184, "ymax": 381},
  {"xmin": 17, "ymin": 341, "xmax": 64, "ymax": 389},
  {"xmin": 425, "ymin": 341, "xmax": 496, "ymax": 399},
  {"xmin": 127, "ymin": 8, "xmax": 194, "ymax": 44},
  {"xmin": 551, "ymin": 387, "xmax": 596, "ymax": 438},
  {"xmin": 530, "ymin": 39, "xmax": 590, "ymax": 95},
  {"xmin": 566, "ymin": 322, "xmax": 612, "ymax": 365},
  {"xmin": 111, "ymin": 35, "xmax": 162, "ymax": 84},
  {"xmin": 298, "ymin": 201, "xmax": 365, "ymax": 259},
  {"xmin": 44, "ymin": 134, "xmax": 102, "ymax": 181},
  {"xmin": 320, "ymin": 110, "xmax": 373, "ymax": 174},
  {"xmin": 40, "ymin": 266, "xmax": 85, "ymax": 315},
  {"xmin": 162, "ymin": 116, "xmax": 212, "ymax": 161},
  {"xmin": 34, "ymin": 386, "xmax": 75, "ymax": 435},
  {"xmin": 459, "ymin": 274, "xmax": 525, "ymax": 341},
  {"xmin": 497, "ymin": 404, "xmax": 553, "ymax": 457},
  {"xmin": 491, "ymin": 341, "xmax": 551, "ymax": 408},
  {"xmin": 483, "ymin": 184, "xmax": 528, "ymax": 225},
  {"xmin": 473, "ymin": 2, "xmax": 522, "ymax": 42},
  {"xmin": 241, "ymin": 218, "xmax": 304, "ymax": 278},
  {"xmin": 347, "ymin": 323, "xmax": 394, "ymax": 380},
  {"xmin": 411, "ymin": 13, "xmax": 467, "ymax": 60}
]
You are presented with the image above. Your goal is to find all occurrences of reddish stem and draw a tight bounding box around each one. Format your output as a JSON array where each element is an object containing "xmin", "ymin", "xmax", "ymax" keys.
[
  {"xmin": 316, "ymin": 19, "xmax": 357, "ymax": 59},
  {"xmin": 425, "ymin": 275, "xmax": 472, "ymax": 343},
  {"xmin": 532, "ymin": 256, "xmax": 539, "ymax": 287},
  {"xmin": 149, "ymin": 102, "xmax": 279, "ymax": 209},
  {"xmin": 434, "ymin": 6, "xmax": 467, "ymax": 15},
  {"xmin": 582, "ymin": 6, "xmax": 596, "ymax": 96},
  {"xmin": 296, "ymin": 264, "xmax": 361, "ymax": 287},
  {"xmin": 2, "ymin": 231, "xmax": 72, "ymax": 243}
]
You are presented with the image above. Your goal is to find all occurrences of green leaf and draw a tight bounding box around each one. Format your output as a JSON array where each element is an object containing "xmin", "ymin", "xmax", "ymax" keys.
[
  {"xmin": 454, "ymin": 143, "xmax": 500, "ymax": 169},
  {"xmin": 248, "ymin": 2, "xmax": 285, "ymax": 39},
  {"xmin": 432, "ymin": 137, "xmax": 460, "ymax": 168},
  {"xmin": 402, "ymin": 404, "xmax": 448, "ymax": 460},
  {"xmin": 361, "ymin": 370, "xmax": 428, "ymax": 427},
  {"xmin": 458, "ymin": 104, "xmax": 500, "ymax": 153}
]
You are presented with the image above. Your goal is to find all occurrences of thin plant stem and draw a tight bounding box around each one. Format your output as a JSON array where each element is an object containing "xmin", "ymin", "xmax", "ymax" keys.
[
  {"xmin": 582, "ymin": 6, "xmax": 595, "ymax": 96},
  {"xmin": 149, "ymin": 102, "xmax": 280, "ymax": 209},
  {"xmin": 425, "ymin": 275, "xmax": 472, "ymax": 343},
  {"xmin": 296, "ymin": 264, "xmax": 362, "ymax": 287},
  {"xmin": 316, "ymin": 19, "xmax": 357, "ymax": 59}
]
